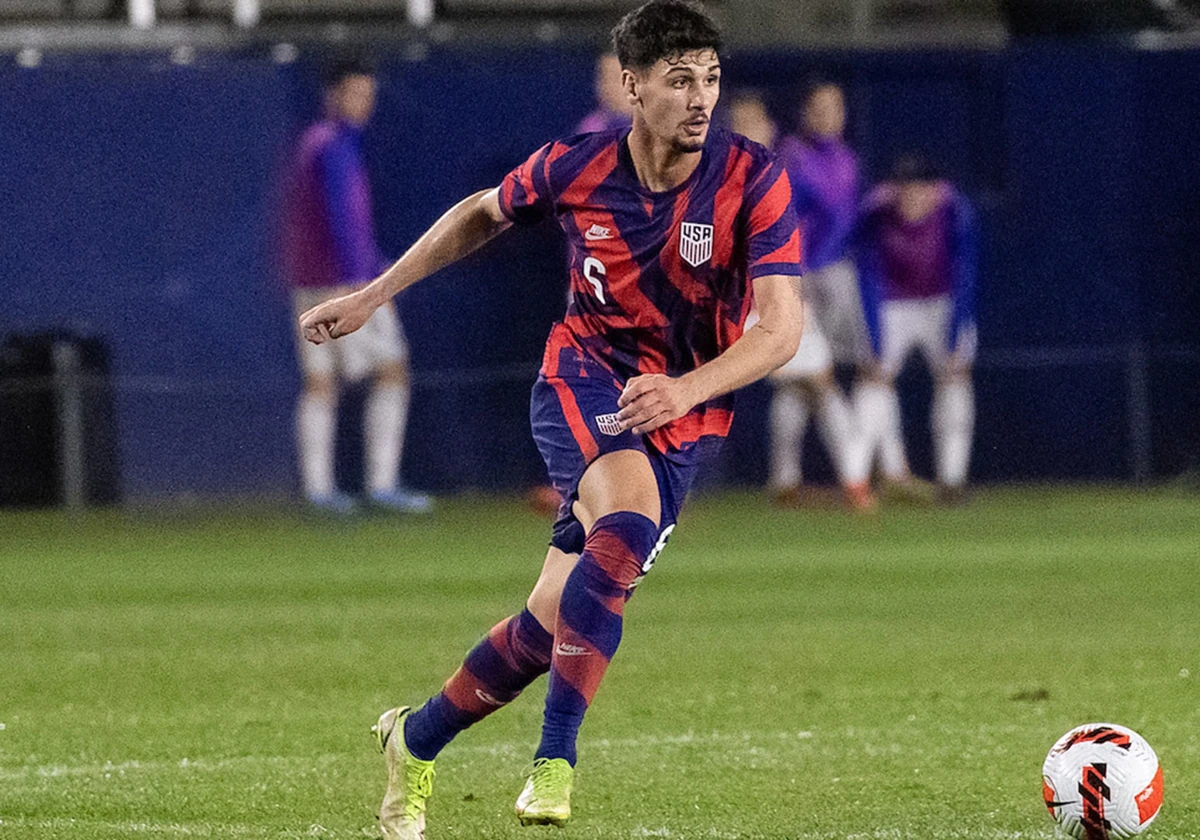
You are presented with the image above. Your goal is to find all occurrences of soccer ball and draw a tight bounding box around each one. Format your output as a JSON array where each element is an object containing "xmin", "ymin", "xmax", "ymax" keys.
[{"xmin": 1042, "ymin": 723, "xmax": 1163, "ymax": 838}]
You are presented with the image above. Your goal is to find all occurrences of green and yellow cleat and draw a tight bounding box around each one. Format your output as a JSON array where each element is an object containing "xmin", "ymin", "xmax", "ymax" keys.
[
  {"xmin": 372, "ymin": 706, "xmax": 436, "ymax": 840},
  {"xmin": 515, "ymin": 757, "xmax": 574, "ymax": 827}
]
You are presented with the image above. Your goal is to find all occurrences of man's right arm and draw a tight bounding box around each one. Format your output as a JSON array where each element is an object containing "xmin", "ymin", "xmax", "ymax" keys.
[{"xmin": 301, "ymin": 188, "xmax": 510, "ymax": 344}]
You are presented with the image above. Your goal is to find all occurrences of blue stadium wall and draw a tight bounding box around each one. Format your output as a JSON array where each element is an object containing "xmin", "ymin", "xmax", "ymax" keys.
[{"xmin": 2, "ymin": 43, "xmax": 1198, "ymax": 500}]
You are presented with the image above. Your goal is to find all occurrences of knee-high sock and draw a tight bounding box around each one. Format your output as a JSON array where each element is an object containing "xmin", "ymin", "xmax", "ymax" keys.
[
  {"xmin": 933, "ymin": 379, "xmax": 974, "ymax": 487},
  {"xmin": 537, "ymin": 511, "xmax": 658, "ymax": 766},
  {"xmin": 769, "ymin": 385, "xmax": 808, "ymax": 490},
  {"xmin": 856, "ymin": 381, "xmax": 909, "ymax": 481},
  {"xmin": 403, "ymin": 608, "xmax": 553, "ymax": 761},
  {"xmin": 365, "ymin": 381, "xmax": 409, "ymax": 495},
  {"xmin": 816, "ymin": 387, "xmax": 869, "ymax": 485},
  {"xmin": 297, "ymin": 391, "xmax": 336, "ymax": 499}
]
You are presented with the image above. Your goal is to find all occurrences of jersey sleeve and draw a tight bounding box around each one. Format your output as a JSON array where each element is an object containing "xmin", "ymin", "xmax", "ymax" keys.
[
  {"xmin": 498, "ymin": 142, "xmax": 556, "ymax": 226},
  {"xmin": 948, "ymin": 192, "xmax": 979, "ymax": 350},
  {"xmin": 743, "ymin": 160, "xmax": 803, "ymax": 280},
  {"xmin": 852, "ymin": 210, "xmax": 886, "ymax": 358}
]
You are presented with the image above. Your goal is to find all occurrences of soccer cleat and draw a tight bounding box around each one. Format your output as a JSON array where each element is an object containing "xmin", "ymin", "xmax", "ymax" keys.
[
  {"xmin": 368, "ymin": 488, "xmax": 434, "ymax": 514},
  {"xmin": 307, "ymin": 490, "xmax": 359, "ymax": 516},
  {"xmin": 842, "ymin": 480, "xmax": 877, "ymax": 513},
  {"xmin": 515, "ymin": 757, "xmax": 574, "ymax": 827},
  {"xmin": 879, "ymin": 475, "xmax": 937, "ymax": 507},
  {"xmin": 373, "ymin": 706, "xmax": 436, "ymax": 840}
]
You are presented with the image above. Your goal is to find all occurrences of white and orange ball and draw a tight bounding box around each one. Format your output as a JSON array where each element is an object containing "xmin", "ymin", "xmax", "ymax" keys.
[{"xmin": 1043, "ymin": 723, "xmax": 1163, "ymax": 838}]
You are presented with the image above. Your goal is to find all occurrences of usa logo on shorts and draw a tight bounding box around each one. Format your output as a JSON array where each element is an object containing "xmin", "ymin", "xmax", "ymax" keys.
[
  {"xmin": 595, "ymin": 413, "xmax": 623, "ymax": 436},
  {"xmin": 679, "ymin": 222, "xmax": 713, "ymax": 267}
]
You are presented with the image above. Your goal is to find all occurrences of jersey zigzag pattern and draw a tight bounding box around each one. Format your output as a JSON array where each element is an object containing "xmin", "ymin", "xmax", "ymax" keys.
[{"xmin": 500, "ymin": 126, "xmax": 802, "ymax": 454}]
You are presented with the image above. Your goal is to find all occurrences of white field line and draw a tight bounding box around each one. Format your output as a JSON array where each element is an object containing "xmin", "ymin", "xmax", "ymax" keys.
[
  {"xmin": 0, "ymin": 818, "xmax": 1074, "ymax": 840},
  {"xmin": 0, "ymin": 817, "xmax": 360, "ymax": 838},
  {"xmin": 0, "ymin": 729, "xmax": 819, "ymax": 782}
]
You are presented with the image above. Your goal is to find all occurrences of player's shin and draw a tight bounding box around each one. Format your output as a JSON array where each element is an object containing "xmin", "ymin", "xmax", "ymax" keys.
[
  {"xmin": 403, "ymin": 609, "xmax": 552, "ymax": 760},
  {"xmin": 537, "ymin": 511, "xmax": 658, "ymax": 766},
  {"xmin": 769, "ymin": 385, "xmax": 807, "ymax": 492},
  {"xmin": 297, "ymin": 391, "xmax": 337, "ymax": 499},
  {"xmin": 365, "ymin": 382, "xmax": 408, "ymax": 495},
  {"xmin": 933, "ymin": 379, "xmax": 974, "ymax": 488}
]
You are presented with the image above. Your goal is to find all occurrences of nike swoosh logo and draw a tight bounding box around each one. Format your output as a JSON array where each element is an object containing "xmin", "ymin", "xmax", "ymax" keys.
[{"xmin": 555, "ymin": 643, "xmax": 592, "ymax": 657}]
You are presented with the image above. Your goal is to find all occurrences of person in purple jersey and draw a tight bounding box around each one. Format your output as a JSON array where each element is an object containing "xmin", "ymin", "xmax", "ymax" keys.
[
  {"xmin": 298, "ymin": 3, "xmax": 803, "ymax": 835},
  {"xmin": 769, "ymin": 81, "xmax": 875, "ymax": 510},
  {"xmin": 575, "ymin": 51, "xmax": 635, "ymax": 134},
  {"xmin": 279, "ymin": 58, "xmax": 431, "ymax": 515},
  {"xmin": 855, "ymin": 154, "xmax": 979, "ymax": 503}
]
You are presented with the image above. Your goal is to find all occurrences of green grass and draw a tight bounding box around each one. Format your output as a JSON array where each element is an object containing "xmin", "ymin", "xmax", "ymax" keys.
[{"xmin": 1, "ymin": 487, "xmax": 1197, "ymax": 839}]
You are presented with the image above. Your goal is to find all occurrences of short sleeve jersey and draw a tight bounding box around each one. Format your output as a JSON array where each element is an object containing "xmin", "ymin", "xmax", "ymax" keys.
[{"xmin": 499, "ymin": 126, "xmax": 802, "ymax": 453}]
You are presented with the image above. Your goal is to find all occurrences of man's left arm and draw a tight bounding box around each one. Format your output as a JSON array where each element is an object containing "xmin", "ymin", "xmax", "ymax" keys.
[
  {"xmin": 948, "ymin": 192, "xmax": 979, "ymax": 359},
  {"xmin": 616, "ymin": 274, "xmax": 801, "ymax": 435},
  {"xmin": 617, "ymin": 159, "xmax": 804, "ymax": 435}
]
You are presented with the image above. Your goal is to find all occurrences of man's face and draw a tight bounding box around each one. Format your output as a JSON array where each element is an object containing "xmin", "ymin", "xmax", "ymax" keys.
[
  {"xmin": 896, "ymin": 180, "xmax": 942, "ymax": 223},
  {"xmin": 627, "ymin": 49, "xmax": 721, "ymax": 154},
  {"xmin": 330, "ymin": 74, "xmax": 377, "ymax": 127},
  {"xmin": 803, "ymin": 85, "xmax": 845, "ymax": 140}
]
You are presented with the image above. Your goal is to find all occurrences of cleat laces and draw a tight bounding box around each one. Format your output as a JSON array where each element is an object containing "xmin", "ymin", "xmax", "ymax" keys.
[
  {"xmin": 404, "ymin": 761, "xmax": 436, "ymax": 823},
  {"xmin": 528, "ymin": 757, "xmax": 571, "ymax": 800}
]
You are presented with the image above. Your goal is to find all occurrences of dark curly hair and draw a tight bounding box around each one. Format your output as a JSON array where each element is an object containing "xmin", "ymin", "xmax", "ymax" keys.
[{"xmin": 611, "ymin": 0, "xmax": 723, "ymax": 71}]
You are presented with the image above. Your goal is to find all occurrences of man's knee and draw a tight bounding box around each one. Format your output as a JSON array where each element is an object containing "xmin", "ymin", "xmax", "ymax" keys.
[
  {"xmin": 303, "ymin": 375, "xmax": 337, "ymax": 401},
  {"xmin": 580, "ymin": 511, "xmax": 659, "ymax": 590},
  {"xmin": 375, "ymin": 361, "xmax": 409, "ymax": 388}
]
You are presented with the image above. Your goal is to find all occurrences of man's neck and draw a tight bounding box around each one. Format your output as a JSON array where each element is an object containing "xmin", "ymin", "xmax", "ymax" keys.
[{"xmin": 627, "ymin": 120, "xmax": 703, "ymax": 193}]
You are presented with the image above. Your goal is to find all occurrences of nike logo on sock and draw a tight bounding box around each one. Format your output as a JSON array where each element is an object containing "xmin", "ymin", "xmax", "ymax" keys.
[{"xmin": 555, "ymin": 643, "xmax": 592, "ymax": 657}]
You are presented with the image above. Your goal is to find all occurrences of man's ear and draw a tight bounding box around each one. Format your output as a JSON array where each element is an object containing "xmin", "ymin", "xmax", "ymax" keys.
[{"xmin": 622, "ymin": 68, "xmax": 641, "ymax": 107}]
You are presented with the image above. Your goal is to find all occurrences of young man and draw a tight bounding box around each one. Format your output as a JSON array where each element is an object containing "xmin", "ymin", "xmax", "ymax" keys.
[
  {"xmin": 771, "ymin": 81, "xmax": 874, "ymax": 510},
  {"xmin": 300, "ymin": 2, "xmax": 803, "ymax": 835},
  {"xmin": 855, "ymin": 155, "xmax": 979, "ymax": 502},
  {"xmin": 280, "ymin": 59, "xmax": 431, "ymax": 515}
]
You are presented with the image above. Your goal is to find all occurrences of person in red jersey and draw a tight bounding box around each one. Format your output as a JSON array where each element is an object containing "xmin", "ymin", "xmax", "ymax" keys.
[{"xmin": 299, "ymin": 2, "xmax": 802, "ymax": 835}]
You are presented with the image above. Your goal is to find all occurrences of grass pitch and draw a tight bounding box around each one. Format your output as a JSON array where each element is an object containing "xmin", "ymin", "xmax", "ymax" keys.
[{"xmin": 1, "ymin": 487, "xmax": 1197, "ymax": 839}]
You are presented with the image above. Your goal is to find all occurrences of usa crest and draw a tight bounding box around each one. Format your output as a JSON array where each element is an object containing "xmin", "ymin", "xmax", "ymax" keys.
[{"xmin": 679, "ymin": 222, "xmax": 713, "ymax": 267}]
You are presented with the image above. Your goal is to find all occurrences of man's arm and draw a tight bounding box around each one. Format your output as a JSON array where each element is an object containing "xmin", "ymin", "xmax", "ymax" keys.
[
  {"xmin": 615, "ymin": 273, "xmax": 803, "ymax": 435},
  {"xmin": 300, "ymin": 187, "xmax": 510, "ymax": 344}
]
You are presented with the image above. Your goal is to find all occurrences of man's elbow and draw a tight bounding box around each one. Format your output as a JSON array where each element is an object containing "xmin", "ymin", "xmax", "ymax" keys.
[{"xmin": 774, "ymin": 303, "xmax": 804, "ymax": 365}]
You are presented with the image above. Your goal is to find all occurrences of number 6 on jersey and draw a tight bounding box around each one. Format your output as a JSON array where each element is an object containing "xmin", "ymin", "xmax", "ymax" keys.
[{"xmin": 583, "ymin": 257, "xmax": 607, "ymax": 304}]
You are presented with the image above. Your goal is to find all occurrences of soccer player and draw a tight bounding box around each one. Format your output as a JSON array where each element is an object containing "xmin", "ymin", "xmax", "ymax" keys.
[
  {"xmin": 855, "ymin": 154, "xmax": 979, "ymax": 502},
  {"xmin": 298, "ymin": 2, "xmax": 802, "ymax": 835},
  {"xmin": 279, "ymin": 58, "xmax": 431, "ymax": 515},
  {"xmin": 770, "ymin": 80, "xmax": 874, "ymax": 510}
]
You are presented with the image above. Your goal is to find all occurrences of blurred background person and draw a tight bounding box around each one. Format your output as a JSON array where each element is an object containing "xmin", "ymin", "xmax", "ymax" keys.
[
  {"xmin": 279, "ymin": 57, "xmax": 431, "ymax": 515},
  {"xmin": 575, "ymin": 51, "xmax": 635, "ymax": 134},
  {"xmin": 855, "ymin": 154, "xmax": 979, "ymax": 504},
  {"xmin": 726, "ymin": 89, "xmax": 777, "ymax": 148},
  {"xmin": 768, "ymin": 81, "xmax": 874, "ymax": 511}
]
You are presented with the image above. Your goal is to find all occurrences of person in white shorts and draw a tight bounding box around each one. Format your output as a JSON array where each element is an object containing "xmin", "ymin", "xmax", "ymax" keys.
[
  {"xmin": 278, "ymin": 58, "xmax": 431, "ymax": 514},
  {"xmin": 854, "ymin": 154, "xmax": 979, "ymax": 502},
  {"xmin": 768, "ymin": 81, "xmax": 874, "ymax": 510}
]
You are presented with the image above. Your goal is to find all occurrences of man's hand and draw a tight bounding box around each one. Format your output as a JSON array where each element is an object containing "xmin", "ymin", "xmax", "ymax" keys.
[
  {"xmin": 616, "ymin": 374, "xmax": 700, "ymax": 435},
  {"xmin": 299, "ymin": 291, "xmax": 377, "ymax": 345}
]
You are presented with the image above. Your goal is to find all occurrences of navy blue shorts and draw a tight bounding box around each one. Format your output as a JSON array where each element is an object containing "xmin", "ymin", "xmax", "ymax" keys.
[{"xmin": 529, "ymin": 347, "xmax": 720, "ymax": 565}]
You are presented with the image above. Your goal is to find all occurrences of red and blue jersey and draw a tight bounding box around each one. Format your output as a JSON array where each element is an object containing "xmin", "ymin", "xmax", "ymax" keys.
[{"xmin": 499, "ymin": 126, "xmax": 802, "ymax": 453}]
